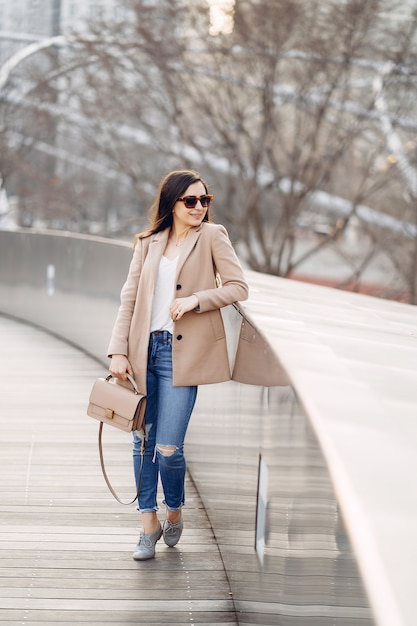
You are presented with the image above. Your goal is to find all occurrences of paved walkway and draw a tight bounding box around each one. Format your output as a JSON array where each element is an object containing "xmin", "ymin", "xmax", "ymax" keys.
[{"xmin": 0, "ymin": 314, "xmax": 236, "ymax": 625}]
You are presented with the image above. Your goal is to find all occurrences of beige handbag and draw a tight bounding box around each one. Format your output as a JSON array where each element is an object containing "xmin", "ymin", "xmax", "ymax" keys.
[
  {"xmin": 87, "ymin": 374, "xmax": 146, "ymax": 504},
  {"xmin": 87, "ymin": 373, "xmax": 146, "ymax": 432}
]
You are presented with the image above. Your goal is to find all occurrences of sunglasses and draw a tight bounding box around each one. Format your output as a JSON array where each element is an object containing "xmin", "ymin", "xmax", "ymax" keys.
[{"xmin": 177, "ymin": 194, "xmax": 213, "ymax": 209}]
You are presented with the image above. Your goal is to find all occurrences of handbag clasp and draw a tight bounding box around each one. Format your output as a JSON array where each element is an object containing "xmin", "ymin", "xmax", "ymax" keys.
[{"xmin": 105, "ymin": 408, "xmax": 114, "ymax": 420}]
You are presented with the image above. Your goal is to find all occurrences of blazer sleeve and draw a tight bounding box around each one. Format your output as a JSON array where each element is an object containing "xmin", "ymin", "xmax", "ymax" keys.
[
  {"xmin": 107, "ymin": 239, "xmax": 143, "ymax": 357},
  {"xmin": 194, "ymin": 225, "xmax": 249, "ymax": 312}
]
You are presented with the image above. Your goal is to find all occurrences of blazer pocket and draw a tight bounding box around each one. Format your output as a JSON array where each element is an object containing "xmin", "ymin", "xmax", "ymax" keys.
[{"xmin": 208, "ymin": 310, "xmax": 225, "ymax": 341}]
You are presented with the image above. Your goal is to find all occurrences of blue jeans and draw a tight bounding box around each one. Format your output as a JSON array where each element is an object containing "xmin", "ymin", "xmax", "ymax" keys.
[{"xmin": 133, "ymin": 331, "xmax": 197, "ymax": 513}]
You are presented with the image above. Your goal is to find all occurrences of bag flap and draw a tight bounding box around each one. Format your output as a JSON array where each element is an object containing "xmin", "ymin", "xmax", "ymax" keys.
[{"xmin": 89, "ymin": 377, "xmax": 143, "ymax": 415}]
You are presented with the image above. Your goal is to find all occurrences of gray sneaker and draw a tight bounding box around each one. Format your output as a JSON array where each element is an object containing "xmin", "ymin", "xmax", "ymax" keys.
[
  {"xmin": 163, "ymin": 514, "xmax": 183, "ymax": 547},
  {"xmin": 132, "ymin": 524, "xmax": 163, "ymax": 560}
]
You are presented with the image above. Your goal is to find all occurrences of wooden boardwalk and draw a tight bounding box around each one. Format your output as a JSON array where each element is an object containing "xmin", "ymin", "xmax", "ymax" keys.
[{"xmin": 0, "ymin": 314, "xmax": 237, "ymax": 625}]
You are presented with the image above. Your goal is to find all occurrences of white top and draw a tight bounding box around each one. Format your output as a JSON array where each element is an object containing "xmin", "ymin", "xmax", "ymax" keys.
[{"xmin": 150, "ymin": 255, "xmax": 179, "ymax": 334}]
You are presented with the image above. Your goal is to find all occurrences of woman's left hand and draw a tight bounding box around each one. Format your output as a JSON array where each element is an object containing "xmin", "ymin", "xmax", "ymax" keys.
[{"xmin": 170, "ymin": 295, "xmax": 199, "ymax": 321}]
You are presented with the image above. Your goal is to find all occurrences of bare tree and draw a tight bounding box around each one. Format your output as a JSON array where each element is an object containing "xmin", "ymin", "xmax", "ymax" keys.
[{"xmin": 4, "ymin": 0, "xmax": 417, "ymax": 300}]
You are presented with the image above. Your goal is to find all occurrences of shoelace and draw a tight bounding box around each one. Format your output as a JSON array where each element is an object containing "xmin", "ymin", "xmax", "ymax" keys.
[
  {"xmin": 138, "ymin": 533, "xmax": 152, "ymax": 548},
  {"xmin": 165, "ymin": 521, "xmax": 180, "ymax": 534}
]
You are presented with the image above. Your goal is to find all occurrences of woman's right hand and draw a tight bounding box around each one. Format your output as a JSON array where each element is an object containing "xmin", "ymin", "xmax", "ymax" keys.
[{"xmin": 109, "ymin": 354, "xmax": 133, "ymax": 381}]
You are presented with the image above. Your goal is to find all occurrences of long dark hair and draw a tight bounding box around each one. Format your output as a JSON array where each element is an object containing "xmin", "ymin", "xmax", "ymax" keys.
[{"xmin": 136, "ymin": 169, "xmax": 212, "ymax": 243}]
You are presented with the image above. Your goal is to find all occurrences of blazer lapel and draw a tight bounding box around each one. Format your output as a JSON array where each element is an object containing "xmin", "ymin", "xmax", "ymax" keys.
[
  {"xmin": 176, "ymin": 227, "xmax": 202, "ymax": 278},
  {"xmin": 146, "ymin": 229, "xmax": 169, "ymax": 292}
]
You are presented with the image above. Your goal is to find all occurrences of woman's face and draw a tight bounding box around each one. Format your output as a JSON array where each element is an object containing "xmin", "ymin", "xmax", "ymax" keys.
[{"xmin": 172, "ymin": 181, "xmax": 208, "ymax": 230}]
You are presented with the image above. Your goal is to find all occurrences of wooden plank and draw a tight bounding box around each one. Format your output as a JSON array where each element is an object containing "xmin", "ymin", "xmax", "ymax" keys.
[{"xmin": 0, "ymin": 315, "xmax": 237, "ymax": 625}]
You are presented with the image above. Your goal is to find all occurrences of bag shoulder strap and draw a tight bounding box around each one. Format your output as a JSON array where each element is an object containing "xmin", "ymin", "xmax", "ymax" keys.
[
  {"xmin": 99, "ymin": 238, "xmax": 150, "ymax": 504},
  {"xmin": 98, "ymin": 422, "xmax": 145, "ymax": 505}
]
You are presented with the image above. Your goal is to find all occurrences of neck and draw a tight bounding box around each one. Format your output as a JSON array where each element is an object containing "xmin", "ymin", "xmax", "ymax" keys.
[{"xmin": 170, "ymin": 227, "xmax": 190, "ymax": 246}]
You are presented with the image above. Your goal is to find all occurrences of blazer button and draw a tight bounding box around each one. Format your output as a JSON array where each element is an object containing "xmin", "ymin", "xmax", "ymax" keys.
[
  {"xmin": 176, "ymin": 335, "xmax": 183, "ymax": 341},
  {"xmin": 176, "ymin": 284, "xmax": 182, "ymax": 290}
]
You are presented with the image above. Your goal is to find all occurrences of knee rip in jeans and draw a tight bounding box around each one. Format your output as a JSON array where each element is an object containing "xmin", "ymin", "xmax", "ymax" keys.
[{"xmin": 156, "ymin": 444, "xmax": 176, "ymax": 457}]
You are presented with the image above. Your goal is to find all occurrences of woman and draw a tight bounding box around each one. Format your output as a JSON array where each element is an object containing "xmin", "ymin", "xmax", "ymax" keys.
[{"xmin": 108, "ymin": 169, "xmax": 248, "ymax": 560}]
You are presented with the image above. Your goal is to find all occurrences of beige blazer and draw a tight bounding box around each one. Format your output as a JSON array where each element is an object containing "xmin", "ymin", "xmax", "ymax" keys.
[{"xmin": 107, "ymin": 222, "xmax": 249, "ymax": 393}]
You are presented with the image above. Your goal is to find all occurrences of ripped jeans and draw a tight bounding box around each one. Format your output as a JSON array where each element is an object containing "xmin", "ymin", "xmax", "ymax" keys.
[{"xmin": 133, "ymin": 331, "xmax": 197, "ymax": 514}]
